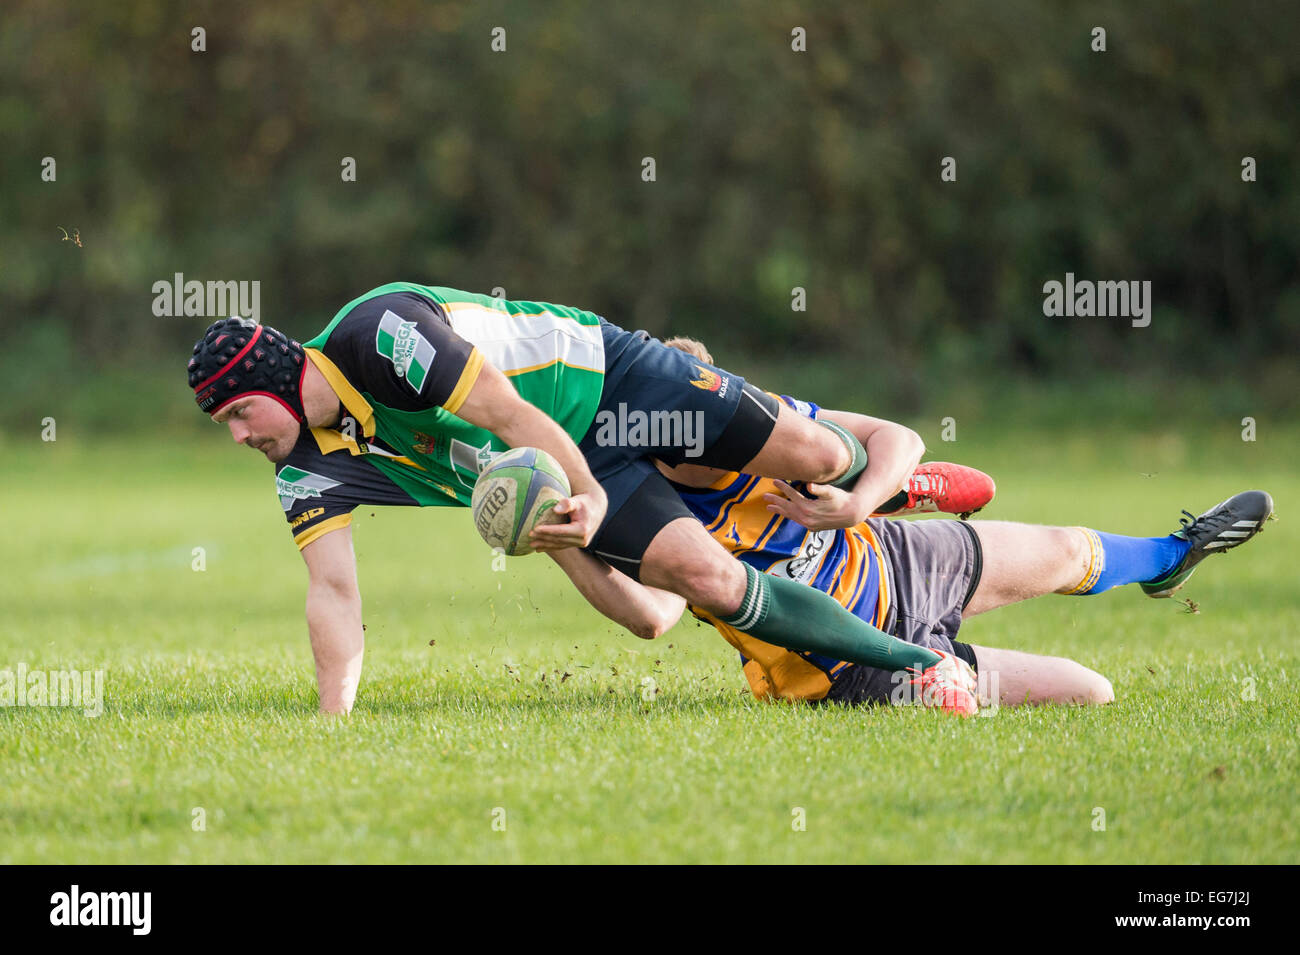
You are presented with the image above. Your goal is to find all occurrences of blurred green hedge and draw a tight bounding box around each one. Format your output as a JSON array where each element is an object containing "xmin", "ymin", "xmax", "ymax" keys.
[{"xmin": 3, "ymin": 0, "xmax": 1297, "ymax": 432}]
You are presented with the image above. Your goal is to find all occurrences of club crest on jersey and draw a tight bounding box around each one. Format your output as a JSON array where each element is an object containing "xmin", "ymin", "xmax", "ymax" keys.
[
  {"xmin": 412, "ymin": 430, "xmax": 439, "ymax": 456},
  {"xmin": 276, "ymin": 466, "xmax": 342, "ymax": 511},
  {"xmin": 689, "ymin": 364, "xmax": 727, "ymax": 397},
  {"xmin": 376, "ymin": 309, "xmax": 436, "ymax": 392}
]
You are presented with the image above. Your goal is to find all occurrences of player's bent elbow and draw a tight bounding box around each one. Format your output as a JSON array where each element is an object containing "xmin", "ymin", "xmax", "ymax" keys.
[
  {"xmin": 626, "ymin": 620, "xmax": 659, "ymax": 640},
  {"xmin": 625, "ymin": 605, "xmax": 681, "ymax": 640},
  {"xmin": 627, "ymin": 616, "xmax": 667, "ymax": 640}
]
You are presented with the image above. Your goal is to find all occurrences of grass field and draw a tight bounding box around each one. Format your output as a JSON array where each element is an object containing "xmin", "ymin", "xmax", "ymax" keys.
[{"xmin": 1, "ymin": 420, "xmax": 1296, "ymax": 864}]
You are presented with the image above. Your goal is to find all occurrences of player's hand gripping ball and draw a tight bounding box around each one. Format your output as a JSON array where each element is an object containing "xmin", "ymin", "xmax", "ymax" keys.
[{"xmin": 471, "ymin": 447, "xmax": 572, "ymax": 556}]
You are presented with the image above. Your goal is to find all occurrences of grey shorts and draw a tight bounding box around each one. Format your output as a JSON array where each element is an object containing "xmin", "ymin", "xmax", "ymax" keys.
[{"xmin": 823, "ymin": 518, "xmax": 983, "ymax": 706}]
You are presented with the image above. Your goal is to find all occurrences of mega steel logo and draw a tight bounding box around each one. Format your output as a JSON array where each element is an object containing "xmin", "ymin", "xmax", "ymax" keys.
[
  {"xmin": 450, "ymin": 436, "xmax": 501, "ymax": 485},
  {"xmin": 376, "ymin": 309, "xmax": 436, "ymax": 391},
  {"xmin": 275, "ymin": 467, "xmax": 342, "ymax": 510}
]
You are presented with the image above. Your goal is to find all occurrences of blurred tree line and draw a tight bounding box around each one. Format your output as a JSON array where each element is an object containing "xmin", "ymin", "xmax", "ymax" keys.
[{"xmin": 2, "ymin": 0, "xmax": 1297, "ymax": 432}]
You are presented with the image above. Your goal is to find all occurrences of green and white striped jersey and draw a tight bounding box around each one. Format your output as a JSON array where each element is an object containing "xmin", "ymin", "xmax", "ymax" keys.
[{"xmin": 284, "ymin": 283, "xmax": 607, "ymax": 546}]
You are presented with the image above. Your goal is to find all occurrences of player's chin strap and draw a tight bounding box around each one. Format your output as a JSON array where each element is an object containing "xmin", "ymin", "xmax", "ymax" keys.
[
  {"xmin": 188, "ymin": 318, "xmax": 308, "ymax": 421},
  {"xmin": 816, "ymin": 419, "xmax": 869, "ymax": 491}
]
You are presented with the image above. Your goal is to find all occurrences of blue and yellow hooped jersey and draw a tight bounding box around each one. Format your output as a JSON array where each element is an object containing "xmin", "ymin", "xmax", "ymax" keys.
[{"xmin": 670, "ymin": 396, "xmax": 891, "ymax": 702}]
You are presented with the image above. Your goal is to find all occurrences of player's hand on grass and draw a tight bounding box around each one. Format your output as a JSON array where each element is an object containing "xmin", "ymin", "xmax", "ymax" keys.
[
  {"xmin": 530, "ymin": 491, "xmax": 607, "ymax": 551},
  {"xmin": 764, "ymin": 480, "xmax": 865, "ymax": 530}
]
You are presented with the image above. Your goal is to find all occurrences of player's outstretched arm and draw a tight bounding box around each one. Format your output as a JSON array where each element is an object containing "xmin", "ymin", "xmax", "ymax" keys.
[
  {"xmin": 301, "ymin": 526, "xmax": 364, "ymax": 715},
  {"xmin": 454, "ymin": 360, "xmax": 608, "ymax": 550},
  {"xmin": 549, "ymin": 548, "xmax": 686, "ymax": 639},
  {"xmin": 765, "ymin": 410, "xmax": 925, "ymax": 530}
]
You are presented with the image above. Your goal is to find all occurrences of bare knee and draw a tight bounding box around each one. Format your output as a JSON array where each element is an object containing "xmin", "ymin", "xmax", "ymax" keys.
[
  {"xmin": 1060, "ymin": 659, "xmax": 1114, "ymax": 705},
  {"xmin": 1085, "ymin": 672, "xmax": 1115, "ymax": 705},
  {"xmin": 640, "ymin": 518, "xmax": 750, "ymax": 615},
  {"xmin": 1053, "ymin": 527, "xmax": 1093, "ymax": 593},
  {"xmin": 644, "ymin": 552, "xmax": 745, "ymax": 616},
  {"xmin": 679, "ymin": 561, "xmax": 744, "ymax": 614}
]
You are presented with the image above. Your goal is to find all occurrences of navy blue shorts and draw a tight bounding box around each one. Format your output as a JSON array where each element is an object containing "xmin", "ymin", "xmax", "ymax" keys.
[{"xmin": 578, "ymin": 321, "xmax": 779, "ymax": 578}]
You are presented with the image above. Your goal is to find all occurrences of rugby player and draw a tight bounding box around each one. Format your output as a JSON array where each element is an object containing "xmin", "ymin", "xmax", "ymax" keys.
[
  {"xmin": 548, "ymin": 336, "xmax": 1275, "ymax": 713},
  {"xmin": 189, "ymin": 283, "xmax": 980, "ymax": 713}
]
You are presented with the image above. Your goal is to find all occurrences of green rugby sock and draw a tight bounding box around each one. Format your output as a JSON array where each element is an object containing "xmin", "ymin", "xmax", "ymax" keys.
[
  {"xmin": 721, "ymin": 563, "xmax": 940, "ymax": 672},
  {"xmin": 817, "ymin": 419, "xmax": 868, "ymax": 491},
  {"xmin": 876, "ymin": 488, "xmax": 909, "ymax": 514}
]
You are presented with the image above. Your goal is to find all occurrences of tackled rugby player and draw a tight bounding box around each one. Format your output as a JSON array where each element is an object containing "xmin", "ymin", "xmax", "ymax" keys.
[{"xmin": 190, "ymin": 283, "xmax": 982, "ymax": 712}]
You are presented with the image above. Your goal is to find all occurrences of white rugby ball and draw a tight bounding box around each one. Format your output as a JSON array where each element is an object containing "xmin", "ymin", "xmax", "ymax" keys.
[{"xmin": 470, "ymin": 447, "xmax": 571, "ymax": 556}]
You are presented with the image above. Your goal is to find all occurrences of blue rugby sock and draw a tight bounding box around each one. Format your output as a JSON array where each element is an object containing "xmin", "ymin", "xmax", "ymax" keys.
[{"xmin": 1067, "ymin": 529, "xmax": 1193, "ymax": 595}]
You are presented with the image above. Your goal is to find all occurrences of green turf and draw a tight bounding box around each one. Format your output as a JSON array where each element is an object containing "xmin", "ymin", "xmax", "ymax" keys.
[{"xmin": 0, "ymin": 424, "xmax": 1296, "ymax": 864}]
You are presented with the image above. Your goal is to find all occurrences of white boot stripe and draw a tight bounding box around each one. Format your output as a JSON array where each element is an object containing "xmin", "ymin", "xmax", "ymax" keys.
[{"xmin": 1232, "ymin": 520, "xmax": 1258, "ymax": 528}]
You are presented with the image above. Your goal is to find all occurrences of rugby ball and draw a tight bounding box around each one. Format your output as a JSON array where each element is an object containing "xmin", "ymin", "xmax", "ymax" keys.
[{"xmin": 470, "ymin": 447, "xmax": 571, "ymax": 556}]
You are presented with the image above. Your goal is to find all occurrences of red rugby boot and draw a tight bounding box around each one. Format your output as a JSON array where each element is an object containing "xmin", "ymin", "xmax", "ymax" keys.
[
  {"xmin": 909, "ymin": 649, "xmax": 979, "ymax": 717},
  {"xmin": 875, "ymin": 462, "xmax": 996, "ymax": 519}
]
